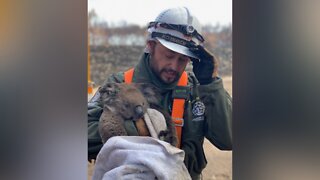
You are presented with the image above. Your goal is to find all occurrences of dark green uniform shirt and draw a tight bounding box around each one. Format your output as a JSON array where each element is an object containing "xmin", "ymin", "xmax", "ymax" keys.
[{"xmin": 88, "ymin": 53, "xmax": 232, "ymax": 179}]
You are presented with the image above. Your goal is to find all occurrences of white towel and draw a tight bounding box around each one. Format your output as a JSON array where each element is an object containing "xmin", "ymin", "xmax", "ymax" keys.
[
  {"xmin": 92, "ymin": 136, "xmax": 191, "ymax": 180},
  {"xmin": 143, "ymin": 108, "xmax": 168, "ymax": 139}
]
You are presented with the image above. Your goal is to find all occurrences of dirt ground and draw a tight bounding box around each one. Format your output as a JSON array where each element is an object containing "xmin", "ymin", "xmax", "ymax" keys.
[{"xmin": 88, "ymin": 76, "xmax": 232, "ymax": 180}]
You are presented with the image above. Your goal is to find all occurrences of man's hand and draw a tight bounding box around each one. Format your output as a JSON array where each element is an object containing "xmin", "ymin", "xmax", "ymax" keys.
[{"xmin": 190, "ymin": 45, "xmax": 218, "ymax": 85}]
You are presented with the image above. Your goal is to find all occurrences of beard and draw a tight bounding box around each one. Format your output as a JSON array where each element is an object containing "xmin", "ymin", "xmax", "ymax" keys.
[{"xmin": 158, "ymin": 68, "xmax": 180, "ymax": 84}]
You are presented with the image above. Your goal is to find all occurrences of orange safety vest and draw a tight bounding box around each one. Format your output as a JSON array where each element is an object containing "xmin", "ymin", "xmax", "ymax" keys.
[{"xmin": 124, "ymin": 68, "xmax": 188, "ymax": 148}]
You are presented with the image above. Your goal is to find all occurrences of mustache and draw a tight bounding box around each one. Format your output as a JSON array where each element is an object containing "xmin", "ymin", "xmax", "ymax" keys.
[{"xmin": 162, "ymin": 68, "xmax": 178, "ymax": 74}]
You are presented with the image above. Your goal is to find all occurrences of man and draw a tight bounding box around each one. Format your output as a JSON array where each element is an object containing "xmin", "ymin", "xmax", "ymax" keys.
[{"xmin": 88, "ymin": 7, "xmax": 232, "ymax": 179}]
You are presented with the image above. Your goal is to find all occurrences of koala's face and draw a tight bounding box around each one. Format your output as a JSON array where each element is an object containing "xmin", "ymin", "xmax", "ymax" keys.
[{"xmin": 99, "ymin": 83, "xmax": 158, "ymax": 121}]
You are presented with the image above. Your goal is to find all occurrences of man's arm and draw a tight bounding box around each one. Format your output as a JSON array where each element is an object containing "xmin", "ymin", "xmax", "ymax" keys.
[
  {"xmin": 199, "ymin": 78, "xmax": 232, "ymax": 150},
  {"xmin": 190, "ymin": 46, "xmax": 232, "ymax": 150},
  {"xmin": 88, "ymin": 100, "xmax": 103, "ymax": 160},
  {"xmin": 88, "ymin": 73, "xmax": 124, "ymax": 160}
]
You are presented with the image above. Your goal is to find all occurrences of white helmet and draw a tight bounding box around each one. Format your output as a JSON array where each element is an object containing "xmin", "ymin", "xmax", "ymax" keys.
[{"xmin": 146, "ymin": 7, "xmax": 204, "ymax": 59}]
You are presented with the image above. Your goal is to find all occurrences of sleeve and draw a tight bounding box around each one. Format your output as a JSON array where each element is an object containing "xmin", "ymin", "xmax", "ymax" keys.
[
  {"xmin": 88, "ymin": 98, "xmax": 104, "ymax": 160},
  {"xmin": 199, "ymin": 77, "xmax": 232, "ymax": 150},
  {"xmin": 88, "ymin": 73, "xmax": 124, "ymax": 160}
]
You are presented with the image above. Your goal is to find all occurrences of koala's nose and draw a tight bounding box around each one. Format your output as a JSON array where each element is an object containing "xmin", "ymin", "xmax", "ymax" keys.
[{"xmin": 135, "ymin": 105, "xmax": 144, "ymax": 118}]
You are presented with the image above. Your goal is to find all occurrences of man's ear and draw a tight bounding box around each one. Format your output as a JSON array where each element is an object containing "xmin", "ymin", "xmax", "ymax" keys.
[
  {"xmin": 135, "ymin": 83, "xmax": 160, "ymax": 104},
  {"xmin": 146, "ymin": 40, "xmax": 156, "ymax": 54}
]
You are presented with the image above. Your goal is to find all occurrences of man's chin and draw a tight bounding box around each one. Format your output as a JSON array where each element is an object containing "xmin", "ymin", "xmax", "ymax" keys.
[
  {"xmin": 162, "ymin": 79, "xmax": 174, "ymax": 84},
  {"xmin": 160, "ymin": 75, "xmax": 177, "ymax": 84}
]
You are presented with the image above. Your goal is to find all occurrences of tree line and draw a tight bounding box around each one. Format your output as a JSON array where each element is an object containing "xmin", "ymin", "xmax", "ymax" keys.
[{"xmin": 88, "ymin": 9, "xmax": 232, "ymax": 75}]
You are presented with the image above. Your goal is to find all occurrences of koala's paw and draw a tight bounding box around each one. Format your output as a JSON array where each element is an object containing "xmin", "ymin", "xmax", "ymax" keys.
[{"xmin": 158, "ymin": 130, "xmax": 178, "ymax": 147}]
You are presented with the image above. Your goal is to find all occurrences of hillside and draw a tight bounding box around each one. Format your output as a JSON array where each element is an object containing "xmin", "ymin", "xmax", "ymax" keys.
[{"xmin": 90, "ymin": 45, "xmax": 232, "ymax": 86}]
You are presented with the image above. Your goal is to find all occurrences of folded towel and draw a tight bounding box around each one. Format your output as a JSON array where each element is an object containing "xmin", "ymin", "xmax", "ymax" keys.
[
  {"xmin": 143, "ymin": 108, "xmax": 168, "ymax": 139},
  {"xmin": 92, "ymin": 136, "xmax": 191, "ymax": 180}
]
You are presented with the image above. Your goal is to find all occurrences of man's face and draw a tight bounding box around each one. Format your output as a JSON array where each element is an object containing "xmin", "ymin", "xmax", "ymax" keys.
[{"xmin": 149, "ymin": 41, "xmax": 190, "ymax": 84}]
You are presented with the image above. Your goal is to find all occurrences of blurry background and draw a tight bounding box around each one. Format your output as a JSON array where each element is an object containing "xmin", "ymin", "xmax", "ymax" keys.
[
  {"xmin": 88, "ymin": 0, "xmax": 232, "ymax": 180},
  {"xmin": 88, "ymin": 0, "xmax": 232, "ymax": 87},
  {"xmin": 2, "ymin": 0, "xmax": 318, "ymax": 180}
]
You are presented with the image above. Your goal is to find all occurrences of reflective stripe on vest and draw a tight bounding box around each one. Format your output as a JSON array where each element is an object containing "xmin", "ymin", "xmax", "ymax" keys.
[{"xmin": 124, "ymin": 68, "xmax": 188, "ymax": 148}]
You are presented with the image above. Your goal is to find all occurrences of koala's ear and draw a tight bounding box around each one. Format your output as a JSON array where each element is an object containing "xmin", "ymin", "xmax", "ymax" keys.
[
  {"xmin": 99, "ymin": 83, "xmax": 118, "ymax": 96},
  {"xmin": 136, "ymin": 83, "xmax": 161, "ymax": 103}
]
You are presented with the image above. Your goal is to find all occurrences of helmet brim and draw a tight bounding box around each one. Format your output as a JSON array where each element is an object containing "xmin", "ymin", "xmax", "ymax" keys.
[{"xmin": 156, "ymin": 37, "xmax": 200, "ymax": 60}]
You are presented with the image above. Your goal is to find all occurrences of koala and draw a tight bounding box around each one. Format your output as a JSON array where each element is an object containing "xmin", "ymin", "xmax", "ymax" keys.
[{"xmin": 98, "ymin": 83, "xmax": 177, "ymax": 146}]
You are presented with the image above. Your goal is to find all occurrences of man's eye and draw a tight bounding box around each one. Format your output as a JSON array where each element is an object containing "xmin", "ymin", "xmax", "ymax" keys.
[
  {"xmin": 165, "ymin": 54, "xmax": 175, "ymax": 59},
  {"xmin": 179, "ymin": 57, "xmax": 189, "ymax": 62}
]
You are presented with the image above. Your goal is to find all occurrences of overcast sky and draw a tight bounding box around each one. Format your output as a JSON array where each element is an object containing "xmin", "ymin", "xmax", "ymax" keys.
[{"xmin": 88, "ymin": 0, "xmax": 232, "ymax": 26}]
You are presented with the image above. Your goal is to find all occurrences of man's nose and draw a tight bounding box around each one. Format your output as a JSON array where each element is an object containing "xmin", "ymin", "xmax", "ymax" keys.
[{"xmin": 169, "ymin": 59, "xmax": 179, "ymax": 71}]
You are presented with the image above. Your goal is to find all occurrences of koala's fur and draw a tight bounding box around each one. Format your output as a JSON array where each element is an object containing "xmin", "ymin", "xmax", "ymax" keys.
[{"xmin": 98, "ymin": 83, "xmax": 177, "ymax": 146}]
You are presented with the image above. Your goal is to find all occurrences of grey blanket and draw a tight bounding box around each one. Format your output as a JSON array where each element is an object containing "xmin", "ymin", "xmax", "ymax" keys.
[{"xmin": 92, "ymin": 136, "xmax": 191, "ymax": 180}]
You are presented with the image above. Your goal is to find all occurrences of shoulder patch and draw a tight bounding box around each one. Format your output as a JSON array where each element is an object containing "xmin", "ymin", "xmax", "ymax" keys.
[{"xmin": 192, "ymin": 101, "xmax": 205, "ymax": 116}]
